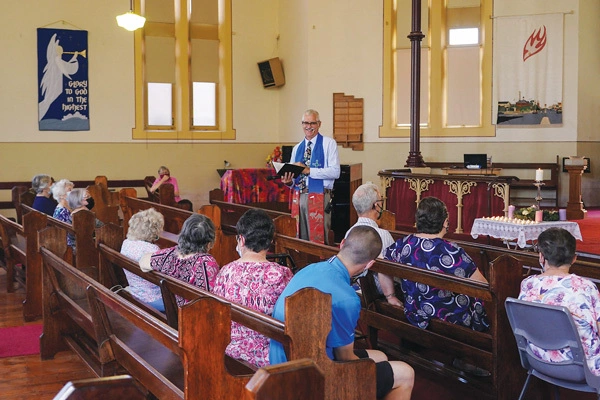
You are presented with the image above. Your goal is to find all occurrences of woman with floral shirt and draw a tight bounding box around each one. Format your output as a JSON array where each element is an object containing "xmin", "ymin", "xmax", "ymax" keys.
[
  {"xmin": 212, "ymin": 209, "xmax": 293, "ymax": 368},
  {"xmin": 519, "ymin": 227, "xmax": 600, "ymax": 375}
]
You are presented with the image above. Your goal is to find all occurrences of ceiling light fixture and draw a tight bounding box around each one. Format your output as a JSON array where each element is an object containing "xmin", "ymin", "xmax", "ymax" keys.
[{"xmin": 116, "ymin": 0, "xmax": 146, "ymax": 31}]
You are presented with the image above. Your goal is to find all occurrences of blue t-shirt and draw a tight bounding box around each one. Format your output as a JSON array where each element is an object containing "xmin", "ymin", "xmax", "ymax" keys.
[{"xmin": 269, "ymin": 256, "xmax": 361, "ymax": 364}]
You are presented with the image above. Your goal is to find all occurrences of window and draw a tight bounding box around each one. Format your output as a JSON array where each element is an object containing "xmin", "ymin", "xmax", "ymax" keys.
[
  {"xmin": 380, "ymin": 0, "xmax": 493, "ymax": 137},
  {"xmin": 132, "ymin": 0, "xmax": 235, "ymax": 140}
]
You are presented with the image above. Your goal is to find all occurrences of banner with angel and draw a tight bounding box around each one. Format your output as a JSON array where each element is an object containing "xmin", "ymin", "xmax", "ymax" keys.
[
  {"xmin": 37, "ymin": 28, "xmax": 89, "ymax": 131},
  {"xmin": 493, "ymin": 14, "xmax": 563, "ymax": 126}
]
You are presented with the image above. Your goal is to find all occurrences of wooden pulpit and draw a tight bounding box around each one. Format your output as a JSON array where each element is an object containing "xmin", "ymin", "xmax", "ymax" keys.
[{"xmin": 565, "ymin": 165, "xmax": 587, "ymax": 220}]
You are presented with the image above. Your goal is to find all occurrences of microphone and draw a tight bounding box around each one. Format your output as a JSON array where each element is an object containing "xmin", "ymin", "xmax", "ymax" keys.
[{"xmin": 266, "ymin": 175, "xmax": 279, "ymax": 181}]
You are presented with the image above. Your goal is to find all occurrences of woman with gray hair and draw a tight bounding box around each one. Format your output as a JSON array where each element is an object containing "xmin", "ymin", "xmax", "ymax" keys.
[
  {"xmin": 51, "ymin": 178, "xmax": 74, "ymax": 221},
  {"xmin": 120, "ymin": 208, "xmax": 166, "ymax": 311},
  {"xmin": 31, "ymin": 174, "xmax": 57, "ymax": 216},
  {"xmin": 140, "ymin": 213, "xmax": 220, "ymax": 305}
]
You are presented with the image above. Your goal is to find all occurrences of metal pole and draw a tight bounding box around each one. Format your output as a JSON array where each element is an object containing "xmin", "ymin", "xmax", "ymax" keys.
[{"xmin": 405, "ymin": 0, "xmax": 426, "ymax": 167}]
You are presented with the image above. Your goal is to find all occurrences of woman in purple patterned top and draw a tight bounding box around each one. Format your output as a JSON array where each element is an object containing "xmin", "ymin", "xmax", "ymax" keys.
[
  {"xmin": 140, "ymin": 213, "xmax": 219, "ymax": 305},
  {"xmin": 384, "ymin": 196, "xmax": 489, "ymax": 332},
  {"xmin": 212, "ymin": 209, "xmax": 293, "ymax": 367}
]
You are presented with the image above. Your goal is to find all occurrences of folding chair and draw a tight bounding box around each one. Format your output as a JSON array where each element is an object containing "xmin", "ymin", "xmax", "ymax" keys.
[{"xmin": 505, "ymin": 297, "xmax": 600, "ymax": 400}]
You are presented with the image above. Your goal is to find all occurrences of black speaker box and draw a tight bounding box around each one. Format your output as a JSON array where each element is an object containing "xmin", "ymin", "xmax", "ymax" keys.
[{"xmin": 258, "ymin": 58, "xmax": 285, "ymax": 88}]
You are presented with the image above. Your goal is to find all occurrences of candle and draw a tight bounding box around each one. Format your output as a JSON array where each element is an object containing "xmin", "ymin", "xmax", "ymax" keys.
[
  {"xmin": 535, "ymin": 210, "xmax": 543, "ymax": 222},
  {"xmin": 559, "ymin": 209, "xmax": 567, "ymax": 221},
  {"xmin": 535, "ymin": 168, "xmax": 543, "ymax": 181},
  {"xmin": 508, "ymin": 205, "xmax": 515, "ymax": 219}
]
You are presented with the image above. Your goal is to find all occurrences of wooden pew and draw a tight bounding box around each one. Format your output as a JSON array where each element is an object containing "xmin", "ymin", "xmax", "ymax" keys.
[
  {"xmin": 0, "ymin": 209, "xmax": 48, "ymax": 320},
  {"xmin": 54, "ymin": 367, "xmax": 324, "ymax": 400},
  {"xmin": 41, "ymin": 244, "xmax": 338, "ymax": 399},
  {"xmin": 86, "ymin": 176, "xmax": 121, "ymax": 225},
  {"xmin": 209, "ymin": 188, "xmax": 291, "ymax": 235},
  {"xmin": 53, "ymin": 375, "xmax": 147, "ymax": 400},
  {"xmin": 273, "ymin": 233, "xmax": 526, "ymax": 400},
  {"xmin": 97, "ymin": 242, "xmax": 375, "ymax": 400},
  {"xmin": 120, "ymin": 191, "xmax": 296, "ymax": 266}
]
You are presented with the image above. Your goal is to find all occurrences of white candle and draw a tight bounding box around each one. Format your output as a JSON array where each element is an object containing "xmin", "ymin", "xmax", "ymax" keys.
[{"xmin": 535, "ymin": 168, "xmax": 543, "ymax": 181}]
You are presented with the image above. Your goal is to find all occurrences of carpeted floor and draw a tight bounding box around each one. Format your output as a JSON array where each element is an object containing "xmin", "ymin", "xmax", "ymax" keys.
[{"xmin": 0, "ymin": 324, "xmax": 42, "ymax": 358}]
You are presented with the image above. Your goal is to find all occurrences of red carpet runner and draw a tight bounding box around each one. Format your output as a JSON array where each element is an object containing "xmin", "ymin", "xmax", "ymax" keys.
[{"xmin": 0, "ymin": 324, "xmax": 42, "ymax": 358}]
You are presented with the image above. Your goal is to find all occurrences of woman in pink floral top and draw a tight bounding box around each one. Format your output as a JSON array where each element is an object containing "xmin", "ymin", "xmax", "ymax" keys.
[
  {"xmin": 140, "ymin": 214, "xmax": 220, "ymax": 306},
  {"xmin": 212, "ymin": 209, "xmax": 293, "ymax": 368},
  {"xmin": 519, "ymin": 227, "xmax": 600, "ymax": 375}
]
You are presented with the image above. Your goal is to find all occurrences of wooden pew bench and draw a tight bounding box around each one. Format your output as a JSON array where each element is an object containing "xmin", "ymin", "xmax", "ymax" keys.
[
  {"xmin": 96, "ymin": 242, "xmax": 375, "ymax": 400},
  {"xmin": 119, "ymin": 191, "xmax": 236, "ymax": 265},
  {"xmin": 209, "ymin": 188, "xmax": 291, "ymax": 235},
  {"xmin": 41, "ymin": 246, "xmax": 325, "ymax": 400},
  {"xmin": 0, "ymin": 209, "xmax": 48, "ymax": 320},
  {"xmin": 273, "ymin": 233, "xmax": 526, "ymax": 399}
]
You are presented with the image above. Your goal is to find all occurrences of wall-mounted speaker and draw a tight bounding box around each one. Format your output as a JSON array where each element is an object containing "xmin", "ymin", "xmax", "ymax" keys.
[{"xmin": 258, "ymin": 57, "xmax": 285, "ymax": 88}]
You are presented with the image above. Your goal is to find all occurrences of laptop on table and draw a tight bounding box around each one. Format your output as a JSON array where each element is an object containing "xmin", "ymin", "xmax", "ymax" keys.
[{"xmin": 464, "ymin": 154, "xmax": 488, "ymax": 170}]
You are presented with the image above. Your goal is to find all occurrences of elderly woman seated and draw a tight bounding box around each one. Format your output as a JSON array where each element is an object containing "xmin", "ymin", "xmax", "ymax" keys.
[
  {"xmin": 31, "ymin": 174, "xmax": 57, "ymax": 216},
  {"xmin": 519, "ymin": 227, "xmax": 600, "ymax": 376},
  {"xmin": 384, "ymin": 196, "xmax": 489, "ymax": 332},
  {"xmin": 140, "ymin": 213, "xmax": 219, "ymax": 305},
  {"xmin": 212, "ymin": 209, "xmax": 293, "ymax": 368},
  {"xmin": 120, "ymin": 208, "xmax": 165, "ymax": 311},
  {"xmin": 51, "ymin": 178, "xmax": 74, "ymax": 221}
]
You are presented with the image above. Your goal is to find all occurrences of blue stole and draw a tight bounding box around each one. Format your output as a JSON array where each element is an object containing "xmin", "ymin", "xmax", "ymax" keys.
[{"xmin": 294, "ymin": 134, "xmax": 325, "ymax": 193}]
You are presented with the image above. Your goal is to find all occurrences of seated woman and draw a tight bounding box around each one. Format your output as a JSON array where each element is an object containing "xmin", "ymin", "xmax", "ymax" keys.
[
  {"xmin": 212, "ymin": 209, "xmax": 293, "ymax": 368},
  {"xmin": 149, "ymin": 166, "xmax": 193, "ymax": 211},
  {"xmin": 51, "ymin": 178, "xmax": 74, "ymax": 221},
  {"xmin": 120, "ymin": 208, "xmax": 165, "ymax": 311},
  {"xmin": 31, "ymin": 174, "xmax": 57, "ymax": 216},
  {"xmin": 139, "ymin": 213, "xmax": 219, "ymax": 305},
  {"xmin": 519, "ymin": 227, "xmax": 600, "ymax": 375},
  {"xmin": 63, "ymin": 189, "xmax": 92, "ymax": 253},
  {"xmin": 384, "ymin": 196, "xmax": 489, "ymax": 331}
]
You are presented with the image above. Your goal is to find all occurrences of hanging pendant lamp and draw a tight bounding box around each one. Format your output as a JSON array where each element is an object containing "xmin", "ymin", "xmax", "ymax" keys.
[{"xmin": 116, "ymin": 0, "xmax": 146, "ymax": 31}]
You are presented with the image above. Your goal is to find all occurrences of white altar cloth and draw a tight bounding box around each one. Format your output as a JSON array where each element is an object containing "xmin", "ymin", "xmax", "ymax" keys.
[{"xmin": 471, "ymin": 218, "xmax": 583, "ymax": 249}]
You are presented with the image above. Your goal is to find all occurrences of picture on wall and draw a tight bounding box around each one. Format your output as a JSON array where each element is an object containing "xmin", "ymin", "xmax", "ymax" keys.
[
  {"xmin": 493, "ymin": 13, "xmax": 564, "ymax": 126},
  {"xmin": 37, "ymin": 28, "xmax": 89, "ymax": 131}
]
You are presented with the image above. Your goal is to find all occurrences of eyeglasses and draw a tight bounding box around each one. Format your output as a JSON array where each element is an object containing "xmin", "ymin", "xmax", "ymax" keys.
[{"xmin": 301, "ymin": 121, "xmax": 320, "ymax": 127}]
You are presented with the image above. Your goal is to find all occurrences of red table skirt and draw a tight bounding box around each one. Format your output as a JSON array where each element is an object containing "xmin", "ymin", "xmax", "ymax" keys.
[{"xmin": 386, "ymin": 177, "xmax": 506, "ymax": 233}]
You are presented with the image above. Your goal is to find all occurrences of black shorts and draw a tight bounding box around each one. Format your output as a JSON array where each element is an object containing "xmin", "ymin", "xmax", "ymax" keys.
[{"xmin": 353, "ymin": 349, "xmax": 394, "ymax": 399}]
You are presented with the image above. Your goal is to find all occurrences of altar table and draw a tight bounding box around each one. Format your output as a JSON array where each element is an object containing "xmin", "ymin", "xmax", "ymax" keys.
[
  {"xmin": 220, "ymin": 168, "xmax": 290, "ymax": 205},
  {"xmin": 471, "ymin": 218, "xmax": 583, "ymax": 249},
  {"xmin": 378, "ymin": 170, "xmax": 517, "ymax": 233}
]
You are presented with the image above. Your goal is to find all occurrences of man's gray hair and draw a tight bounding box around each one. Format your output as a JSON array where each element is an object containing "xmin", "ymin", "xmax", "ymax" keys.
[
  {"xmin": 303, "ymin": 109, "xmax": 320, "ymax": 121},
  {"xmin": 352, "ymin": 183, "xmax": 380, "ymax": 215}
]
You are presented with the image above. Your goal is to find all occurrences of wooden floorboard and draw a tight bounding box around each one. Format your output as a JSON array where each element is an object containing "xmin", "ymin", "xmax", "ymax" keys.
[{"xmin": 0, "ymin": 268, "xmax": 96, "ymax": 399}]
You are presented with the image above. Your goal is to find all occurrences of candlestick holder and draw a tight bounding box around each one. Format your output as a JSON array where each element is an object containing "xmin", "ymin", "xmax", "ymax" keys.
[{"xmin": 533, "ymin": 180, "xmax": 545, "ymax": 209}]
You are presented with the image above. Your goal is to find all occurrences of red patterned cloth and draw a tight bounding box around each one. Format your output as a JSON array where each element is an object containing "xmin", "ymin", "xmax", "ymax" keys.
[{"xmin": 220, "ymin": 168, "xmax": 290, "ymax": 204}]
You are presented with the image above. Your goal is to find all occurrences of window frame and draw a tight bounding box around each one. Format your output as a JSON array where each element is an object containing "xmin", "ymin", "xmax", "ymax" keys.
[
  {"xmin": 132, "ymin": 0, "xmax": 235, "ymax": 140},
  {"xmin": 380, "ymin": 0, "xmax": 494, "ymax": 138}
]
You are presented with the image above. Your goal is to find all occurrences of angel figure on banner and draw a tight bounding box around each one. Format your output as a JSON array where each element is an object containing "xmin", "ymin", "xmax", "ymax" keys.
[{"xmin": 38, "ymin": 33, "xmax": 84, "ymax": 121}]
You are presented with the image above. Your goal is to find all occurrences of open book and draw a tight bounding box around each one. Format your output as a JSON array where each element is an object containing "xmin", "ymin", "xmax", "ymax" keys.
[{"xmin": 272, "ymin": 162, "xmax": 305, "ymax": 178}]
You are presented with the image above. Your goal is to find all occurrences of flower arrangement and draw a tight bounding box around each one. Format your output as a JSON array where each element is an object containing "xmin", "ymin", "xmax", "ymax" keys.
[
  {"xmin": 266, "ymin": 146, "xmax": 282, "ymax": 167},
  {"xmin": 514, "ymin": 206, "xmax": 559, "ymax": 221}
]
